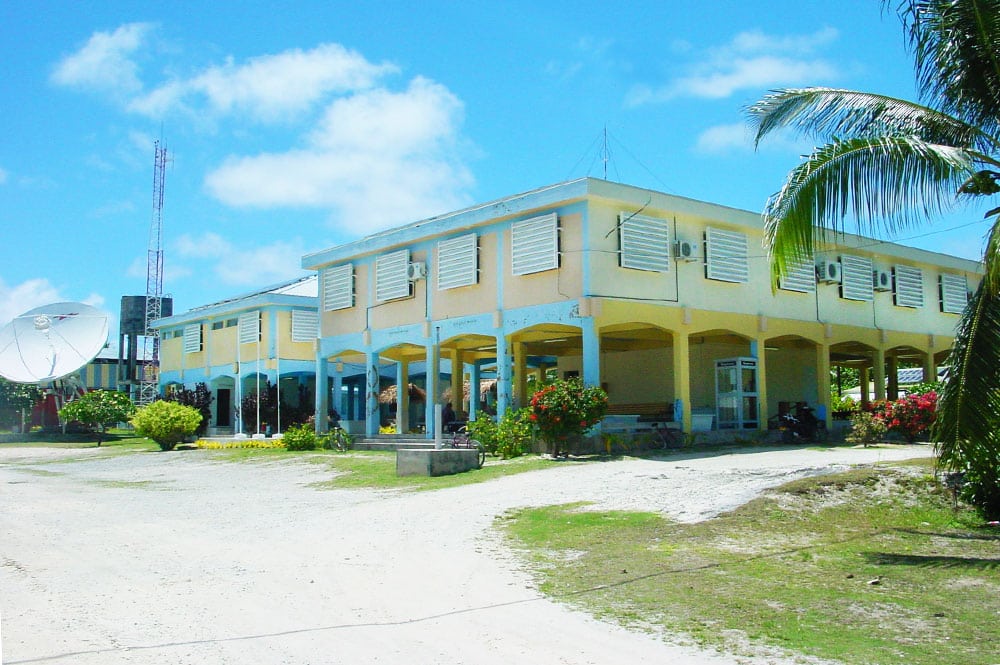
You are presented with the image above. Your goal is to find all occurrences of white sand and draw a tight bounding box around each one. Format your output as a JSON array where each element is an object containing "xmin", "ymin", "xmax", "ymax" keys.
[{"xmin": 0, "ymin": 444, "xmax": 932, "ymax": 664}]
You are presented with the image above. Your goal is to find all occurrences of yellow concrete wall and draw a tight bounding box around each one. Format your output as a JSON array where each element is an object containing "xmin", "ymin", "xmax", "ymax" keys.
[
  {"xmin": 276, "ymin": 310, "xmax": 317, "ymax": 360},
  {"xmin": 433, "ymin": 230, "xmax": 499, "ymax": 319},
  {"xmin": 322, "ymin": 263, "xmax": 369, "ymax": 336},
  {"xmin": 209, "ymin": 325, "xmax": 237, "ymax": 365},
  {"xmin": 600, "ymin": 347, "xmax": 673, "ymax": 404},
  {"xmin": 503, "ymin": 212, "xmax": 584, "ymax": 310}
]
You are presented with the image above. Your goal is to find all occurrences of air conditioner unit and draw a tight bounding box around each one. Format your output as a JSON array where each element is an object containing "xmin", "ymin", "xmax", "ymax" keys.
[
  {"xmin": 675, "ymin": 240, "xmax": 700, "ymax": 262},
  {"xmin": 873, "ymin": 269, "xmax": 892, "ymax": 291},
  {"xmin": 407, "ymin": 262, "xmax": 427, "ymax": 280},
  {"xmin": 816, "ymin": 260, "xmax": 842, "ymax": 284}
]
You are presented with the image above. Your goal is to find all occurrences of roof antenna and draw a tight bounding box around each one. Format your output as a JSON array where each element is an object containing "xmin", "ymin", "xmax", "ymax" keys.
[{"xmin": 602, "ymin": 125, "xmax": 610, "ymax": 180}]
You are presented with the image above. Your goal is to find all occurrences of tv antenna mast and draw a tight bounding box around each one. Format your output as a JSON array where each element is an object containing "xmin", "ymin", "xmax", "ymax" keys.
[{"xmin": 139, "ymin": 140, "xmax": 168, "ymax": 406}]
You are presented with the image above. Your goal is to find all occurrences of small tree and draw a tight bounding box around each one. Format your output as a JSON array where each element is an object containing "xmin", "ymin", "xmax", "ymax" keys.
[
  {"xmin": 0, "ymin": 378, "xmax": 43, "ymax": 431},
  {"xmin": 164, "ymin": 383, "xmax": 213, "ymax": 436},
  {"xmin": 529, "ymin": 378, "xmax": 608, "ymax": 457},
  {"xmin": 132, "ymin": 400, "xmax": 202, "ymax": 451},
  {"xmin": 58, "ymin": 389, "xmax": 135, "ymax": 446}
]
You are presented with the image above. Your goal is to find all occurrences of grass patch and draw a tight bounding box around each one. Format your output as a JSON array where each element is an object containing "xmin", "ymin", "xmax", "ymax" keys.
[
  {"xmin": 500, "ymin": 459, "xmax": 1000, "ymax": 665},
  {"xmin": 196, "ymin": 446, "xmax": 567, "ymax": 491},
  {"xmin": 0, "ymin": 430, "xmax": 158, "ymax": 454}
]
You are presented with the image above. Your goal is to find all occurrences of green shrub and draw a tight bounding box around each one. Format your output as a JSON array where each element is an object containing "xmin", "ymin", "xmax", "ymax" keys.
[
  {"xmin": 131, "ymin": 400, "xmax": 202, "ymax": 451},
  {"xmin": 59, "ymin": 389, "xmax": 135, "ymax": 446},
  {"xmin": 467, "ymin": 414, "xmax": 500, "ymax": 455},
  {"xmin": 282, "ymin": 423, "xmax": 317, "ymax": 451},
  {"xmin": 495, "ymin": 407, "xmax": 534, "ymax": 459},
  {"xmin": 845, "ymin": 410, "xmax": 888, "ymax": 447}
]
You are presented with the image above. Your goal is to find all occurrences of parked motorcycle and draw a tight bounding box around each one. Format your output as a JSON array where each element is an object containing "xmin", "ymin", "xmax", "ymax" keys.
[{"xmin": 778, "ymin": 403, "xmax": 819, "ymax": 443}]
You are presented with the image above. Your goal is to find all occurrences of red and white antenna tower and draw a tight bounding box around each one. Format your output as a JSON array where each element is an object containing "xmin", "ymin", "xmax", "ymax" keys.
[{"xmin": 139, "ymin": 140, "xmax": 168, "ymax": 406}]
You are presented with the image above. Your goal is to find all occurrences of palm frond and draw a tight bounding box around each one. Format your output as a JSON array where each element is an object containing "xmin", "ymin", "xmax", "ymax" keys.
[
  {"xmin": 933, "ymin": 279, "xmax": 1000, "ymax": 474},
  {"xmin": 763, "ymin": 135, "xmax": 974, "ymax": 281},
  {"xmin": 747, "ymin": 87, "xmax": 994, "ymax": 152},
  {"xmin": 894, "ymin": 0, "xmax": 1000, "ymax": 136}
]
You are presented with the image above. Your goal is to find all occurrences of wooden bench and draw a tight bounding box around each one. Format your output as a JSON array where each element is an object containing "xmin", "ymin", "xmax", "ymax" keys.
[{"xmin": 602, "ymin": 403, "xmax": 676, "ymax": 434}]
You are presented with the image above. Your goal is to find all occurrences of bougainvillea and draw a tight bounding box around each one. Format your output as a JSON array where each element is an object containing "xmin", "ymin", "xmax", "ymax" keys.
[
  {"xmin": 529, "ymin": 378, "xmax": 608, "ymax": 457},
  {"xmin": 885, "ymin": 390, "xmax": 937, "ymax": 443},
  {"xmin": 862, "ymin": 391, "xmax": 937, "ymax": 443}
]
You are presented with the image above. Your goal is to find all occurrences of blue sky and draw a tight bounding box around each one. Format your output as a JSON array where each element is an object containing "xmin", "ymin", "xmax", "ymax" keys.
[{"xmin": 0, "ymin": 1, "xmax": 990, "ymax": 333}]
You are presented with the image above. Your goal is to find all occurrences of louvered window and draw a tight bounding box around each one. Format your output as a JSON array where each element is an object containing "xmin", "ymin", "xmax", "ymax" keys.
[
  {"xmin": 777, "ymin": 257, "xmax": 816, "ymax": 293},
  {"xmin": 322, "ymin": 264, "xmax": 354, "ymax": 311},
  {"xmin": 619, "ymin": 213, "xmax": 670, "ymax": 272},
  {"xmin": 376, "ymin": 249, "xmax": 411, "ymax": 301},
  {"xmin": 238, "ymin": 311, "xmax": 260, "ymax": 344},
  {"xmin": 512, "ymin": 213, "xmax": 559, "ymax": 275},
  {"xmin": 183, "ymin": 324, "xmax": 202, "ymax": 353},
  {"xmin": 840, "ymin": 254, "xmax": 874, "ymax": 301},
  {"xmin": 291, "ymin": 309, "xmax": 318, "ymax": 342},
  {"xmin": 893, "ymin": 265, "xmax": 924, "ymax": 308},
  {"xmin": 704, "ymin": 227, "xmax": 749, "ymax": 283},
  {"xmin": 438, "ymin": 233, "xmax": 478, "ymax": 289},
  {"xmin": 940, "ymin": 273, "xmax": 968, "ymax": 313}
]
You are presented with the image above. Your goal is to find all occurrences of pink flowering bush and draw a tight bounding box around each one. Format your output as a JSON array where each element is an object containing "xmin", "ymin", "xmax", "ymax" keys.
[{"xmin": 529, "ymin": 378, "xmax": 608, "ymax": 457}]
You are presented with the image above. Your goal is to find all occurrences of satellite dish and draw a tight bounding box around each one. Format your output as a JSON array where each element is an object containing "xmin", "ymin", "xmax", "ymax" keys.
[{"xmin": 0, "ymin": 302, "xmax": 110, "ymax": 384}]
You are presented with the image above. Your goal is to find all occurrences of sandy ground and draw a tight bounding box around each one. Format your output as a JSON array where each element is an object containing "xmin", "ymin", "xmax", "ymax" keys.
[{"xmin": 0, "ymin": 443, "xmax": 933, "ymax": 665}]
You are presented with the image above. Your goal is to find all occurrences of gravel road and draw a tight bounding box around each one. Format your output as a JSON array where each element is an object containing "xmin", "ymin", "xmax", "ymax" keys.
[{"xmin": 0, "ymin": 443, "xmax": 932, "ymax": 664}]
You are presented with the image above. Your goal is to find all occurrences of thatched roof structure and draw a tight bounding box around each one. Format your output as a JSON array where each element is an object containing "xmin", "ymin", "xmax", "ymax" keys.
[
  {"xmin": 441, "ymin": 379, "xmax": 498, "ymax": 403},
  {"xmin": 378, "ymin": 383, "xmax": 427, "ymax": 404}
]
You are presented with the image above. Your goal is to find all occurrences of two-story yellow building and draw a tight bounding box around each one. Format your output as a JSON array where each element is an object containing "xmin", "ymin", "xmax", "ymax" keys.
[
  {"xmin": 156, "ymin": 276, "xmax": 319, "ymax": 435},
  {"xmin": 302, "ymin": 178, "xmax": 982, "ymax": 438}
]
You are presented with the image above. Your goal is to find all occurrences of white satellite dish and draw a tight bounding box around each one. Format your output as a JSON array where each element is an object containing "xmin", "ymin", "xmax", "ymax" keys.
[{"xmin": 0, "ymin": 302, "xmax": 110, "ymax": 384}]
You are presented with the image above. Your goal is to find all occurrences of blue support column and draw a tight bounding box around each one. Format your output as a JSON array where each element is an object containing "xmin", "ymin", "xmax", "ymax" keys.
[
  {"xmin": 332, "ymin": 370, "xmax": 343, "ymax": 420},
  {"xmin": 424, "ymin": 337, "xmax": 439, "ymax": 440},
  {"xmin": 496, "ymin": 334, "xmax": 510, "ymax": 417},
  {"xmin": 365, "ymin": 351, "xmax": 380, "ymax": 437},
  {"xmin": 469, "ymin": 361, "xmax": 480, "ymax": 421},
  {"xmin": 581, "ymin": 317, "xmax": 600, "ymax": 387},
  {"xmin": 314, "ymin": 356, "xmax": 329, "ymax": 434}
]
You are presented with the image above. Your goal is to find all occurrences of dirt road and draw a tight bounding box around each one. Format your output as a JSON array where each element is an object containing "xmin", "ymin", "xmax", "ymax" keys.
[{"xmin": 0, "ymin": 444, "xmax": 932, "ymax": 664}]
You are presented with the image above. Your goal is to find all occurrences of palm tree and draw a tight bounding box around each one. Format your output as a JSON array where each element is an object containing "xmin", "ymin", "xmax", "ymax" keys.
[{"xmin": 747, "ymin": 0, "xmax": 1000, "ymax": 518}]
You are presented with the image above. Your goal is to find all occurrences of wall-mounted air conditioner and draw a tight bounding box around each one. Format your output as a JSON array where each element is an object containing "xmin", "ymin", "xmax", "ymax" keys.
[
  {"xmin": 873, "ymin": 269, "xmax": 892, "ymax": 291},
  {"xmin": 816, "ymin": 260, "xmax": 842, "ymax": 284},
  {"xmin": 407, "ymin": 262, "xmax": 427, "ymax": 280},
  {"xmin": 675, "ymin": 240, "xmax": 700, "ymax": 262}
]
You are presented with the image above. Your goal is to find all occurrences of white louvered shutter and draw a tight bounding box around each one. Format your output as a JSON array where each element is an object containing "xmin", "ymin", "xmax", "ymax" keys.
[
  {"xmin": 619, "ymin": 213, "xmax": 670, "ymax": 272},
  {"xmin": 376, "ymin": 250, "xmax": 411, "ymax": 301},
  {"xmin": 511, "ymin": 213, "xmax": 559, "ymax": 275},
  {"xmin": 840, "ymin": 255, "xmax": 874, "ymax": 301},
  {"xmin": 323, "ymin": 264, "xmax": 354, "ymax": 311},
  {"xmin": 438, "ymin": 233, "xmax": 478, "ymax": 289},
  {"xmin": 893, "ymin": 265, "xmax": 924, "ymax": 308},
  {"xmin": 291, "ymin": 309, "xmax": 318, "ymax": 342},
  {"xmin": 704, "ymin": 227, "xmax": 749, "ymax": 283}
]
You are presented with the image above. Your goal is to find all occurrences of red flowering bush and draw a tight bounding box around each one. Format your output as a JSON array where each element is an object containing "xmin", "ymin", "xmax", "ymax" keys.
[
  {"xmin": 884, "ymin": 390, "xmax": 937, "ymax": 443},
  {"xmin": 529, "ymin": 378, "xmax": 608, "ymax": 457},
  {"xmin": 861, "ymin": 391, "xmax": 937, "ymax": 443}
]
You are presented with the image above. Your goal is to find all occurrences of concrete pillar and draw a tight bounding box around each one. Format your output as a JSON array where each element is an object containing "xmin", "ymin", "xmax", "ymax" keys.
[
  {"xmin": 425, "ymin": 338, "xmax": 439, "ymax": 440},
  {"xmin": 873, "ymin": 348, "xmax": 887, "ymax": 401},
  {"xmin": 752, "ymin": 338, "xmax": 767, "ymax": 430},
  {"xmin": 672, "ymin": 330, "xmax": 691, "ymax": 433},
  {"xmin": 816, "ymin": 343, "xmax": 831, "ymax": 428},
  {"xmin": 859, "ymin": 366, "xmax": 870, "ymax": 407},
  {"xmin": 581, "ymin": 318, "xmax": 600, "ymax": 388},
  {"xmin": 315, "ymin": 356, "xmax": 329, "ymax": 434},
  {"xmin": 923, "ymin": 353, "xmax": 937, "ymax": 384},
  {"xmin": 496, "ymin": 334, "xmax": 510, "ymax": 417},
  {"xmin": 332, "ymin": 369, "xmax": 343, "ymax": 422},
  {"xmin": 450, "ymin": 349, "xmax": 463, "ymax": 416},
  {"xmin": 396, "ymin": 360, "xmax": 409, "ymax": 434},
  {"xmin": 365, "ymin": 351, "xmax": 380, "ymax": 437},
  {"xmin": 469, "ymin": 361, "xmax": 480, "ymax": 421},
  {"xmin": 512, "ymin": 340, "xmax": 527, "ymax": 409},
  {"xmin": 887, "ymin": 355, "xmax": 899, "ymax": 401}
]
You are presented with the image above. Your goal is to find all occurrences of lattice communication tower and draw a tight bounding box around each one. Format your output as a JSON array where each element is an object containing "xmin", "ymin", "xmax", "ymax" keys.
[{"xmin": 139, "ymin": 141, "xmax": 168, "ymax": 406}]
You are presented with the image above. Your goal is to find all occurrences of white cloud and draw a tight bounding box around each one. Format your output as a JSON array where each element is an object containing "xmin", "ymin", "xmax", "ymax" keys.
[
  {"xmin": 50, "ymin": 23, "xmax": 151, "ymax": 96},
  {"xmin": 694, "ymin": 123, "xmax": 752, "ymax": 153},
  {"xmin": 204, "ymin": 77, "xmax": 473, "ymax": 234},
  {"xmin": 626, "ymin": 27, "xmax": 840, "ymax": 106},
  {"xmin": 173, "ymin": 233, "xmax": 309, "ymax": 286},
  {"xmin": 0, "ymin": 277, "xmax": 64, "ymax": 325},
  {"xmin": 129, "ymin": 43, "xmax": 397, "ymax": 122}
]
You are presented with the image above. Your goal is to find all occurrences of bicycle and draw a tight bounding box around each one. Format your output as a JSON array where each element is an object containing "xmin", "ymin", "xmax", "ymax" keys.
[
  {"xmin": 323, "ymin": 426, "xmax": 353, "ymax": 452},
  {"xmin": 445, "ymin": 424, "xmax": 487, "ymax": 469},
  {"xmin": 648, "ymin": 422, "xmax": 683, "ymax": 450}
]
